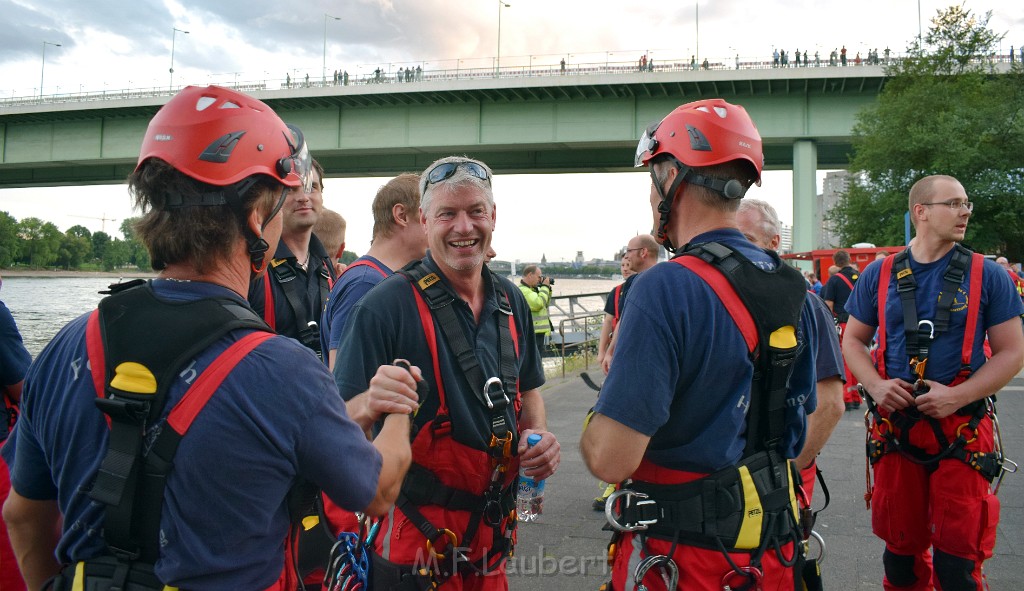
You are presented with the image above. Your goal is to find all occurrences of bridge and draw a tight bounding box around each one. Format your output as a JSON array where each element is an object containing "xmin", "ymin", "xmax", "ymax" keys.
[{"xmin": 0, "ymin": 63, "xmax": 895, "ymax": 250}]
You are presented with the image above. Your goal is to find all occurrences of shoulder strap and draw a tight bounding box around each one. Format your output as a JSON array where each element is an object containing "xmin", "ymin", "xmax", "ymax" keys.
[
  {"xmin": 269, "ymin": 258, "xmax": 326, "ymax": 359},
  {"xmin": 876, "ymin": 254, "xmax": 896, "ymax": 378},
  {"xmin": 342, "ymin": 259, "xmax": 389, "ymax": 279},
  {"xmin": 836, "ymin": 272, "xmax": 855, "ymax": 291},
  {"xmin": 612, "ymin": 284, "xmax": 623, "ymax": 324},
  {"xmin": 674, "ymin": 242, "xmax": 805, "ymax": 456},
  {"xmin": 399, "ymin": 261, "xmax": 519, "ymax": 450},
  {"xmin": 960, "ymin": 252, "xmax": 984, "ymax": 370},
  {"xmin": 86, "ymin": 282, "xmax": 271, "ymax": 563}
]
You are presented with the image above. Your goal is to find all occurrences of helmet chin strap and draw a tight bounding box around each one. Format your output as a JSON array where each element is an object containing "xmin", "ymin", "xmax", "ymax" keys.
[
  {"xmin": 651, "ymin": 160, "xmax": 689, "ymax": 255},
  {"xmin": 248, "ymin": 185, "xmax": 289, "ymax": 280}
]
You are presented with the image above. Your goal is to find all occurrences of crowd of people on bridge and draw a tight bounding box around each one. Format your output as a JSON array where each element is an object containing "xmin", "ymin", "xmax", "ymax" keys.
[{"xmin": 1, "ymin": 82, "xmax": 1022, "ymax": 591}]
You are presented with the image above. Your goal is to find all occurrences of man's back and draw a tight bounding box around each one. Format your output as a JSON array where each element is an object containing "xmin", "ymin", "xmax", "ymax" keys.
[
  {"xmin": 4, "ymin": 281, "xmax": 380, "ymax": 589},
  {"xmin": 821, "ymin": 265, "xmax": 858, "ymax": 322},
  {"xmin": 596, "ymin": 230, "xmax": 817, "ymax": 472}
]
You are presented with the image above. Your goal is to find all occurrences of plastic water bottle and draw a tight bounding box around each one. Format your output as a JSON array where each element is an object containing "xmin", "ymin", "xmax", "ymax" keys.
[{"xmin": 517, "ymin": 434, "xmax": 545, "ymax": 522}]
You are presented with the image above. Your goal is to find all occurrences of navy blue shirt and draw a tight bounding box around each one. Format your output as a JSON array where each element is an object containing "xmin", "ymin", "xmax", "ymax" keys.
[
  {"xmin": 334, "ymin": 252, "xmax": 544, "ymax": 452},
  {"xmin": 320, "ymin": 255, "xmax": 392, "ymax": 362},
  {"xmin": 249, "ymin": 234, "xmax": 335, "ymax": 342},
  {"xmin": 2, "ymin": 280, "xmax": 380, "ymax": 589},
  {"xmin": 846, "ymin": 248, "xmax": 1023, "ymax": 383},
  {"xmin": 808, "ymin": 294, "xmax": 844, "ymax": 382},
  {"xmin": 820, "ymin": 266, "xmax": 859, "ymax": 323},
  {"xmin": 595, "ymin": 229, "xmax": 818, "ymax": 473},
  {"xmin": 0, "ymin": 299, "xmax": 30, "ymax": 391}
]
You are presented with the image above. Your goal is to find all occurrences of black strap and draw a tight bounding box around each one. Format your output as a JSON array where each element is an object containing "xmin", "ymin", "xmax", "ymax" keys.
[
  {"xmin": 88, "ymin": 281, "xmax": 270, "ymax": 563},
  {"xmin": 399, "ymin": 261, "xmax": 519, "ymax": 446},
  {"xmin": 894, "ymin": 244, "xmax": 972, "ymax": 363}
]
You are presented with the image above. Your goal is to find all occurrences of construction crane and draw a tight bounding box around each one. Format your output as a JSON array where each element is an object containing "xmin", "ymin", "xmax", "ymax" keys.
[{"xmin": 71, "ymin": 213, "xmax": 118, "ymax": 233}]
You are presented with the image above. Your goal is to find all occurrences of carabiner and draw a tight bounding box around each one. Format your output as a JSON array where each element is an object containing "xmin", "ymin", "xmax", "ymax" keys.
[
  {"xmin": 721, "ymin": 565, "xmax": 763, "ymax": 591},
  {"xmin": 633, "ymin": 554, "xmax": 679, "ymax": 591},
  {"xmin": 604, "ymin": 489, "xmax": 657, "ymax": 532},
  {"xmin": 483, "ymin": 376, "xmax": 509, "ymax": 410}
]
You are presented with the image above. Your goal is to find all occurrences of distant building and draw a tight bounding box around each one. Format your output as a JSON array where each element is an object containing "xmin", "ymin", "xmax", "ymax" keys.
[
  {"xmin": 779, "ymin": 223, "xmax": 793, "ymax": 253},
  {"xmin": 818, "ymin": 170, "xmax": 850, "ymax": 248}
]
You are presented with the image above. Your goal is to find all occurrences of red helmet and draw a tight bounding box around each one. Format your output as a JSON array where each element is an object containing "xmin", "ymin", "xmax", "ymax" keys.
[
  {"xmin": 634, "ymin": 98, "xmax": 763, "ymax": 185},
  {"xmin": 136, "ymin": 85, "xmax": 311, "ymax": 193}
]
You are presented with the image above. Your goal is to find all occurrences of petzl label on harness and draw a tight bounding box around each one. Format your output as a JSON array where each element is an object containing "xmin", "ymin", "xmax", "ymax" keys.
[
  {"xmin": 736, "ymin": 465, "xmax": 763, "ymax": 550},
  {"xmin": 270, "ymin": 258, "xmax": 288, "ymax": 268},
  {"xmin": 896, "ymin": 268, "xmax": 913, "ymax": 280},
  {"xmin": 418, "ymin": 272, "xmax": 442, "ymax": 290}
]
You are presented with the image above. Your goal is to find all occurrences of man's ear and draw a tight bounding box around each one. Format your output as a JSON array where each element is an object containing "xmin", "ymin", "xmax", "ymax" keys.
[{"xmin": 393, "ymin": 203, "xmax": 408, "ymax": 226}]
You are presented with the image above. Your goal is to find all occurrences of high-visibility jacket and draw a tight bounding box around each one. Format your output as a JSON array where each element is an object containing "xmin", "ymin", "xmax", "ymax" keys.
[{"xmin": 518, "ymin": 283, "xmax": 552, "ymax": 335}]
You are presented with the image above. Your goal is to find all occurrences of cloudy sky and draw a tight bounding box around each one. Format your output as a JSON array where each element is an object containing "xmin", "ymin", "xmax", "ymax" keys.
[{"xmin": 1, "ymin": 0, "xmax": 1021, "ymax": 262}]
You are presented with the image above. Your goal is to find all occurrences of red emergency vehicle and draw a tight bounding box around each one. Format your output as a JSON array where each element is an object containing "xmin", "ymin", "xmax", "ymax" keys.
[{"xmin": 782, "ymin": 246, "xmax": 903, "ymax": 282}]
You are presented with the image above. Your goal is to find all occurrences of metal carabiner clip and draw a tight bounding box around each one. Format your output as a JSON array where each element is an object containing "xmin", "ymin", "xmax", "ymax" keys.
[
  {"xmin": 633, "ymin": 554, "xmax": 679, "ymax": 591},
  {"xmin": 483, "ymin": 376, "xmax": 509, "ymax": 410},
  {"xmin": 604, "ymin": 489, "xmax": 658, "ymax": 532},
  {"xmin": 918, "ymin": 320, "xmax": 935, "ymax": 340}
]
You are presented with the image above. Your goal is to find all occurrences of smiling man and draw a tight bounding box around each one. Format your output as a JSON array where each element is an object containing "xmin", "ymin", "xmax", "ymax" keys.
[
  {"xmin": 333, "ymin": 156, "xmax": 561, "ymax": 590},
  {"xmin": 248, "ymin": 158, "xmax": 336, "ymax": 360}
]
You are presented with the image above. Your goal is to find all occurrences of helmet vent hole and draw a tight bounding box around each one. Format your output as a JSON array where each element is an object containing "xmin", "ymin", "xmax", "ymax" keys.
[
  {"xmin": 220, "ymin": 101, "xmax": 240, "ymax": 109},
  {"xmin": 714, "ymin": 107, "xmax": 728, "ymax": 118},
  {"xmin": 195, "ymin": 96, "xmax": 216, "ymax": 111}
]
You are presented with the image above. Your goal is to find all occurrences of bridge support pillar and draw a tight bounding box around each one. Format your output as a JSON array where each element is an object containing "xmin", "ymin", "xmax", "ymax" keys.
[{"xmin": 792, "ymin": 140, "xmax": 818, "ymax": 254}]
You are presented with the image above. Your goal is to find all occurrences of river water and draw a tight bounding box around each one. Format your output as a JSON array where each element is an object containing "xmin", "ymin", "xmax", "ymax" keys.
[{"xmin": 2, "ymin": 275, "xmax": 620, "ymax": 358}]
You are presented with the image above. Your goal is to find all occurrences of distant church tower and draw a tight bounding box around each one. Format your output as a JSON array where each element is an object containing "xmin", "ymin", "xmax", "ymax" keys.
[{"xmin": 541, "ymin": 253, "xmax": 547, "ymax": 265}]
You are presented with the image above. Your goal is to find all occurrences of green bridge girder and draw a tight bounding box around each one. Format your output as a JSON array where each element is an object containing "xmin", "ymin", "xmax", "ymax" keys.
[{"xmin": 0, "ymin": 66, "xmax": 888, "ymax": 250}]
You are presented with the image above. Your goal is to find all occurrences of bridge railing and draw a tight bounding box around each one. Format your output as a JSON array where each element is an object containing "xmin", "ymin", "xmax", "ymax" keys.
[{"xmin": 4, "ymin": 50, "xmax": 1017, "ymax": 108}]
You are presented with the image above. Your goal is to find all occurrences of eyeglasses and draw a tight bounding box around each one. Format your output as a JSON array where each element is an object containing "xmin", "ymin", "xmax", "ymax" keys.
[
  {"xmin": 920, "ymin": 199, "xmax": 973, "ymax": 212},
  {"xmin": 424, "ymin": 160, "xmax": 491, "ymax": 188}
]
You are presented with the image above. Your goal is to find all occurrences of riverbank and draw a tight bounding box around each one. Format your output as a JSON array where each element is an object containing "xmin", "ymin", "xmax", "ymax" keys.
[{"xmin": 1, "ymin": 268, "xmax": 157, "ymax": 278}]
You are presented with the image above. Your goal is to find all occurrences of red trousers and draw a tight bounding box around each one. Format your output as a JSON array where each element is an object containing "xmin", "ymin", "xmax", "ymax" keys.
[
  {"xmin": 0, "ymin": 459, "xmax": 27, "ymax": 591},
  {"xmin": 869, "ymin": 413, "xmax": 998, "ymax": 590},
  {"xmin": 837, "ymin": 322, "xmax": 861, "ymax": 404}
]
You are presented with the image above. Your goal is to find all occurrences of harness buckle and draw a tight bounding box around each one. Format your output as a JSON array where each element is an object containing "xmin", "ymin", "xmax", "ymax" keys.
[
  {"xmin": 483, "ymin": 377, "xmax": 509, "ymax": 410},
  {"xmin": 604, "ymin": 489, "xmax": 658, "ymax": 532},
  {"xmin": 955, "ymin": 422, "xmax": 978, "ymax": 444}
]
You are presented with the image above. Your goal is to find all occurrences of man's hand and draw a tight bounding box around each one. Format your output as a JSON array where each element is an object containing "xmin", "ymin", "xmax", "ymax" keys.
[
  {"xmin": 518, "ymin": 429, "xmax": 560, "ymax": 481},
  {"xmin": 861, "ymin": 378, "xmax": 916, "ymax": 413},
  {"xmin": 915, "ymin": 381, "xmax": 969, "ymax": 419},
  {"xmin": 364, "ymin": 362, "xmax": 422, "ymax": 421}
]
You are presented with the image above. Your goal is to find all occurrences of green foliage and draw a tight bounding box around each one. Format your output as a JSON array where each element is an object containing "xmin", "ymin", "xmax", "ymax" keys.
[
  {"xmin": 340, "ymin": 250, "xmax": 358, "ymax": 265},
  {"xmin": 17, "ymin": 217, "xmax": 63, "ymax": 267},
  {"xmin": 91, "ymin": 231, "xmax": 111, "ymax": 263},
  {"xmin": 831, "ymin": 5, "xmax": 1024, "ymax": 261},
  {"xmin": 0, "ymin": 212, "xmax": 19, "ymax": 267},
  {"xmin": 56, "ymin": 232, "xmax": 93, "ymax": 269}
]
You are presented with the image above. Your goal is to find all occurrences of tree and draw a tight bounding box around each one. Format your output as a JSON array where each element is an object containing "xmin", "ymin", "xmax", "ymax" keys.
[
  {"xmin": 17, "ymin": 217, "xmax": 63, "ymax": 267},
  {"xmin": 91, "ymin": 231, "xmax": 111, "ymax": 264},
  {"xmin": 830, "ymin": 5, "xmax": 1024, "ymax": 260},
  {"xmin": 0, "ymin": 211, "xmax": 19, "ymax": 267},
  {"xmin": 101, "ymin": 239, "xmax": 132, "ymax": 272},
  {"xmin": 119, "ymin": 217, "xmax": 150, "ymax": 270}
]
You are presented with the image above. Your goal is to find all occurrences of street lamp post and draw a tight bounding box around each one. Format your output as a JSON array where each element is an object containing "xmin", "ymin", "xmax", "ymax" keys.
[
  {"xmin": 323, "ymin": 13, "xmax": 341, "ymax": 85},
  {"xmin": 496, "ymin": 1, "xmax": 510, "ymax": 76},
  {"xmin": 170, "ymin": 27, "xmax": 189, "ymax": 91},
  {"xmin": 40, "ymin": 41, "xmax": 61, "ymax": 99}
]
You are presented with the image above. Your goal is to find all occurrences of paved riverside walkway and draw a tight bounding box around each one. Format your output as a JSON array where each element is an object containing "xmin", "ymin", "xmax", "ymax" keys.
[{"xmin": 508, "ymin": 369, "xmax": 1024, "ymax": 590}]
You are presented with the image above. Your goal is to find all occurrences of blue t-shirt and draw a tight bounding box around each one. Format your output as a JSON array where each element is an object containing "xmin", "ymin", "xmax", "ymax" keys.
[
  {"xmin": 0, "ymin": 299, "xmax": 31, "ymax": 390},
  {"xmin": 1, "ymin": 280, "xmax": 380, "ymax": 590},
  {"xmin": 846, "ymin": 248, "xmax": 1024, "ymax": 383},
  {"xmin": 808, "ymin": 294, "xmax": 844, "ymax": 382},
  {"xmin": 334, "ymin": 252, "xmax": 544, "ymax": 453},
  {"xmin": 595, "ymin": 229, "xmax": 818, "ymax": 473},
  {"xmin": 320, "ymin": 255, "xmax": 393, "ymax": 361}
]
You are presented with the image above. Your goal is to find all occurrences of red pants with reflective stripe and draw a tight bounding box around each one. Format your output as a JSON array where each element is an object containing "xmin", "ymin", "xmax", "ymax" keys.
[{"xmin": 870, "ymin": 413, "xmax": 998, "ymax": 590}]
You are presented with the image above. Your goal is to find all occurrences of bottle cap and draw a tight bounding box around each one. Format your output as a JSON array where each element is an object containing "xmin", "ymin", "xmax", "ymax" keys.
[{"xmin": 527, "ymin": 433, "xmax": 542, "ymax": 446}]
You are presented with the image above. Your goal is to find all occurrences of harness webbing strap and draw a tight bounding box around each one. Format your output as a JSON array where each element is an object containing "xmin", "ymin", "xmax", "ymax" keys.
[
  {"xmin": 836, "ymin": 271, "xmax": 855, "ymax": 291},
  {"xmin": 672, "ymin": 257, "xmax": 757, "ymax": 353},
  {"xmin": 86, "ymin": 311, "xmax": 109, "ymax": 427},
  {"xmin": 263, "ymin": 277, "xmax": 276, "ymax": 330},
  {"xmin": 961, "ymin": 253, "xmax": 984, "ymax": 368},
  {"xmin": 612, "ymin": 284, "xmax": 623, "ymax": 326},
  {"xmin": 876, "ymin": 254, "xmax": 895, "ymax": 378},
  {"xmin": 342, "ymin": 259, "xmax": 388, "ymax": 279},
  {"xmin": 410, "ymin": 286, "xmax": 449, "ymax": 415},
  {"xmin": 166, "ymin": 332, "xmax": 274, "ymax": 434}
]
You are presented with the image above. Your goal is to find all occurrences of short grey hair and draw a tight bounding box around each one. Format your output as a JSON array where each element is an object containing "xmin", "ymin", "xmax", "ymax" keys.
[
  {"xmin": 737, "ymin": 198, "xmax": 780, "ymax": 244},
  {"xmin": 419, "ymin": 156, "xmax": 494, "ymax": 216}
]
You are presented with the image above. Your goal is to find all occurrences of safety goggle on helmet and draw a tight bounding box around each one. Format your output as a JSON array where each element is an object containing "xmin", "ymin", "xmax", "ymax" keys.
[
  {"xmin": 634, "ymin": 98, "xmax": 764, "ymax": 188},
  {"xmin": 136, "ymin": 85, "xmax": 312, "ymax": 197}
]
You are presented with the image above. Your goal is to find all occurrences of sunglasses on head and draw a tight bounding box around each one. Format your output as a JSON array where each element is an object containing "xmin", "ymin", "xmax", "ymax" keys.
[{"xmin": 425, "ymin": 160, "xmax": 491, "ymax": 188}]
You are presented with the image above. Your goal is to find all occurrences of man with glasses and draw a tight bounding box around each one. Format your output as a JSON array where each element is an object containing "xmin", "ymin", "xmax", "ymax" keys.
[
  {"xmin": 334, "ymin": 156, "xmax": 560, "ymax": 590},
  {"xmin": 598, "ymin": 234, "xmax": 659, "ymax": 374},
  {"xmin": 249, "ymin": 158, "xmax": 337, "ymax": 361},
  {"xmin": 843, "ymin": 175, "xmax": 1024, "ymax": 591}
]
